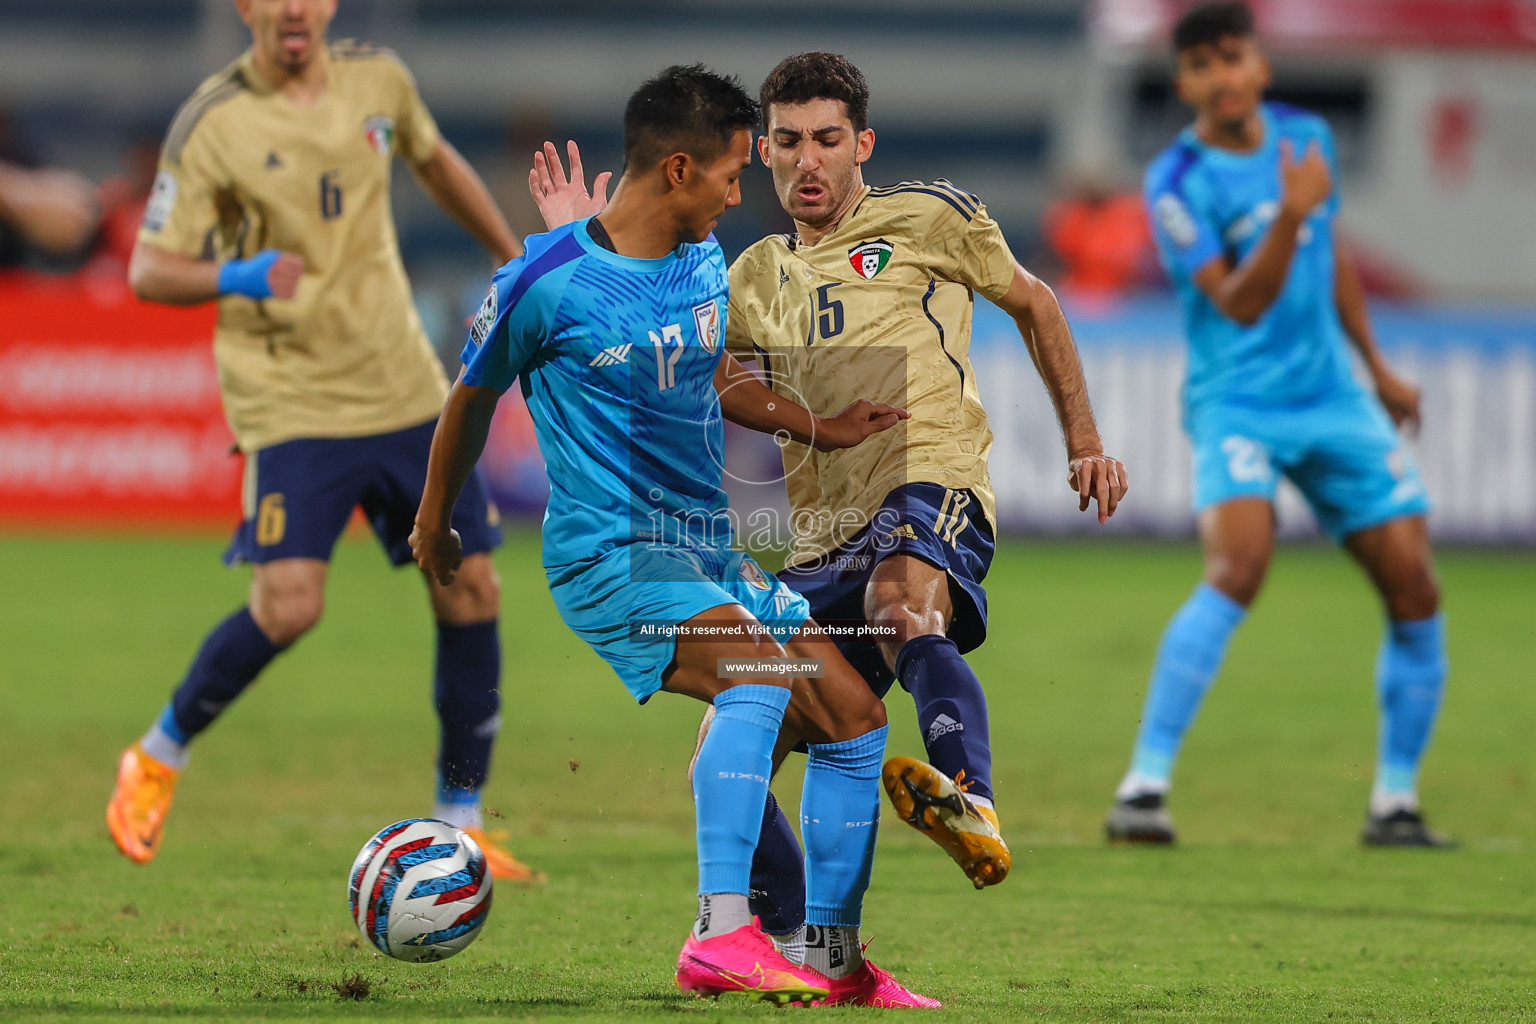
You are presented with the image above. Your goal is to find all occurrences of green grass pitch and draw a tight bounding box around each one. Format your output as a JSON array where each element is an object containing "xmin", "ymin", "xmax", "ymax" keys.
[{"xmin": 2, "ymin": 531, "xmax": 1532, "ymax": 1022}]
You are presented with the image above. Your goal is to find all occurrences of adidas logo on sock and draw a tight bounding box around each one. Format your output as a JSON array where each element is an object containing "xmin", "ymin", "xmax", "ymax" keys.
[{"xmin": 927, "ymin": 713, "xmax": 964, "ymax": 743}]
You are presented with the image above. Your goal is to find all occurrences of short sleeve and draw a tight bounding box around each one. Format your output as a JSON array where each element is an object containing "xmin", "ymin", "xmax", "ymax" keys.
[
  {"xmin": 1145, "ymin": 160, "xmax": 1222, "ymax": 279},
  {"xmin": 1317, "ymin": 120, "xmax": 1342, "ymax": 216},
  {"xmin": 922, "ymin": 185, "xmax": 1018, "ymax": 303},
  {"xmin": 460, "ymin": 259, "xmax": 553, "ymax": 391},
  {"xmin": 138, "ymin": 129, "xmax": 221, "ymax": 258},
  {"xmin": 725, "ymin": 256, "xmax": 757, "ymax": 355},
  {"xmin": 390, "ymin": 57, "xmax": 441, "ymax": 165}
]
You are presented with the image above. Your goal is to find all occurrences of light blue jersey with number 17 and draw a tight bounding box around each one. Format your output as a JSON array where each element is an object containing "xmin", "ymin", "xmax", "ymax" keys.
[{"xmin": 460, "ymin": 219, "xmax": 732, "ymax": 569}]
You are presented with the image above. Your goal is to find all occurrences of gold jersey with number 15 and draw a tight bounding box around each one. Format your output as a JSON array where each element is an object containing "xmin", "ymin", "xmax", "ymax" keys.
[
  {"xmin": 139, "ymin": 41, "xmax": 450, "ymax": 454},
  {"xmin": 725, "ymin": 181, "xmax": 1019, "ymax": 565}
]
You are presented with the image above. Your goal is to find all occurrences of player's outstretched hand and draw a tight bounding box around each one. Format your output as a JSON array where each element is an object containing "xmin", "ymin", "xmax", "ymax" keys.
[
  {"xmin": 1068, "ymin": 453, "xmax": 1129, "ymax": 524},
  {"xmin": 410, "ymin": 523, "xmax": 464, "ymax": 586},
  {"xmin": 529, "ymin": 140, "xmax": 612, "ymax": 231},
  {"xmin": 811, "ymin": 400, "xmax": 910, "ymax": 452},
  {"xmin": 1372, "ymin": 363, "xmax": 1422, "ymax": 434},
  {"xmin": 1279, "ymin": 139, "xmax": 1331, "ymax": 219}
]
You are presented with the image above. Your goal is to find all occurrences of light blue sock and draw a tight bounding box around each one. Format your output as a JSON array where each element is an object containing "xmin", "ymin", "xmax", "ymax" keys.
[
  {"xmin": 1372, "ymin": 614, "xmax": 1447, "ymax": 812},
  {"xmin": 1121, "ymin": 582, "xmax": 1247, "ymax": 795},
  {"xmin": 694, "ymin": 684, "xmax": 790, "ymax": 896},
  {"xmin": 801, "ymin": 724, "xmax": 887, "ymax": 928}
]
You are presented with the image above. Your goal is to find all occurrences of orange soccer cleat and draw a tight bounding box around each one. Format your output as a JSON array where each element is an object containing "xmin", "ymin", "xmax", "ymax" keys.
[
  {"xmin": 883, "ymin": 756, "xmax": 1010, "ymax": 889},
  {"xmin": 461, "ymin": 827, "xmax": 547, "ymax": 883},
  {"xmin": 106, "ymin": 743, "xmax": 181, "ymax": 864}
]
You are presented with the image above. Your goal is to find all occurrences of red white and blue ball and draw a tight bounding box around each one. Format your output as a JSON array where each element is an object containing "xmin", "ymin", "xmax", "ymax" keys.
[{"xmin": 348, "ymin": 818, "xmax": 492, "ymax": 962}]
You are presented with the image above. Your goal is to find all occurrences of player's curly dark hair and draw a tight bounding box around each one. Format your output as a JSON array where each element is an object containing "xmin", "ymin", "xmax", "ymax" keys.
[
  {"xmin": 1173, "ymin": 1, "xmax": 1255, "ymax": 53},
  {"xmin": 622, "ymin": 64, "xmax": 760, "ymax": 170},
  {"xmin": 759, "ymin": 52, "xmax": 869, "ymax": 133}
]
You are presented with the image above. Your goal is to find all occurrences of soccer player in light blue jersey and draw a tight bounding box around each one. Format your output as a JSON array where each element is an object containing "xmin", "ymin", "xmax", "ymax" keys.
[
  {"xmin": 410, "ymin": 66, "xmax": 940, "ymax": 1007},
  {"xmin": 1105, "ymin": 2, "xmax": 1451, "ymax": 848}
]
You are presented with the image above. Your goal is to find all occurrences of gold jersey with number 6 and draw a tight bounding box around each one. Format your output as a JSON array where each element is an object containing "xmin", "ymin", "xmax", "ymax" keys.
[
  {"xmin": 139, "ymin": 41, "xmax": 449, "ymax": 454},
  {"xmin": 725, "ymin": 180, "xmax": 1018, "ymax": 565}
]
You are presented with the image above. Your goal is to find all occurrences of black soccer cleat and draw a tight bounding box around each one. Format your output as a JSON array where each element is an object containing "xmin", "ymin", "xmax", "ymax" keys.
[
  {"xmin": 1361, "ymin": 808, "xmax": 1456, "ymax": 848},
  {"xmin": 1105, "ymin": 792, "xmax": 1177, "ymax": 845}
]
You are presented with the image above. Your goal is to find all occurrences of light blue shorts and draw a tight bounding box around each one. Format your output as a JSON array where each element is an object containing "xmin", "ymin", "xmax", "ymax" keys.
[
  {"xmin": 547, "ymin": 541, "xmax": 811, "ymax": 703},
  {"xmin": 1189, "ymin": 388, "xmax": 1431, "ymax": 542}
]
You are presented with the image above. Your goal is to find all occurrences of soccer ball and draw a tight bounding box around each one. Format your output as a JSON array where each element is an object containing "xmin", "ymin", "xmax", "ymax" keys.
[{"xmin": 347, "ymin": 818, "xmax": 492, "ymax": 962}]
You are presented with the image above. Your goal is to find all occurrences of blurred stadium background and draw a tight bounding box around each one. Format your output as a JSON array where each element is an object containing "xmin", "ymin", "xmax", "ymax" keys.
[
  {"xmin": 2, "ymin": 0, "xmax": 1533, "ymax": 544},
  {"xmin": 3, "ymin": 5, "xmax": 1534, "ymax": 1018}
]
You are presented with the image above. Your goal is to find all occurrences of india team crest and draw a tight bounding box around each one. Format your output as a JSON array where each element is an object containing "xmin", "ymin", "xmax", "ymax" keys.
[
  {"xmin": 738, "ymin": 558, "xmax": 771, "ymax": 591},
  {"xmin": 848, "ymin": 239, "xmax": 893, "ymax": 280},
  {"xmin": 364, "ymin": 115, "xmax": 396, "ymax": 155},
  {"xmin": 692, "ymin": 299, "xmax": 720, "ymax": 353}
]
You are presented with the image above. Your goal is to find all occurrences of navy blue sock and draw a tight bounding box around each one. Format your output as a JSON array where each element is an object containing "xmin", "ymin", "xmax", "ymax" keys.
[
  {"xmin": 434, "ymin": 620, "xmax": 502, "ymax": 800},
  {"xmin": 748, "ymin": 791, "xmax": 806, "ymax": 935},
  {"xmin": 165, "ymin": 606, "xmax": 285, "ymax": 742},
  {"xmin": 896, "ymin": 635, "xmax": 993, "ymax": 803}
]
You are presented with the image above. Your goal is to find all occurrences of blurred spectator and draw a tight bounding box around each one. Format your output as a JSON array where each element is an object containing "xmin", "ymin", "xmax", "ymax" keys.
[
  {"xmin": 88, "ymin": 132, "xmax": 161, "ymax": 278},
  {"xmin": 0, "ymin": 106, "xmax": 99, "ymax": 267},
  {"xmin": 1041, "ymin": 172, "xmax": 1157, "ymax": 296},
  {"xmin": 0, "ymin": 160, "xmax": 99, "ymax": 262}
]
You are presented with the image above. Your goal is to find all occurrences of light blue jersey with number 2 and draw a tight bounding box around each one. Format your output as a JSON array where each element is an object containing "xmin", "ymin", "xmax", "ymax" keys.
[{"xmin": 1144, "ymin": 103, "xmax": 1429, "ymax": 539}]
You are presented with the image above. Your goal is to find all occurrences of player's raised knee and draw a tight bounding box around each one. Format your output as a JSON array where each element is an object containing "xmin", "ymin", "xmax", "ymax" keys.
[
  {"xmin": 1205, "ymin": 549, "xmax": 1269, "ymax": 607},
  {"xmin": 250, "ymin": 590, "xmax": 323, "ymax": 646},
  {"xmin": 1385, "ymin": 562, "xmax": 1441, "ymax": 621}
]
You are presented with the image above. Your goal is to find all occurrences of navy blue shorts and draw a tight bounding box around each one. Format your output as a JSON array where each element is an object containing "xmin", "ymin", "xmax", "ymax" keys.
[
  {"xmin": 223, "ymin": 418, "xmax": 502, "ymax": 568},
  {"xmin": 777, "ymin": 483, "xmax": 994, "ymax": 698}
]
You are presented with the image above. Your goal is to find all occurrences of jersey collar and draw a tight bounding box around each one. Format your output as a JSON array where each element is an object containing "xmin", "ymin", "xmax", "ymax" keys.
[
  {"xmin": 571, "ymin": 217, "xmax": 684, "ymax": 272},
  {"xmin": 1180, "ymin": 103, "xmax": 1278, "ymax": 167},
  {"xmin": 786, "ymin": 185, "xmax": 872, "ymax": 251},
  {"xmin": 236, "ymin": 46, "xmax": 333, "ymax": 100}
]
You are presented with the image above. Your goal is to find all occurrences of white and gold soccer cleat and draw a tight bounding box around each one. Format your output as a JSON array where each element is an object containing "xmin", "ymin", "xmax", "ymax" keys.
[{"xmin": 882, "ymin": 756, "xmax": 1010, "ymax": 889}]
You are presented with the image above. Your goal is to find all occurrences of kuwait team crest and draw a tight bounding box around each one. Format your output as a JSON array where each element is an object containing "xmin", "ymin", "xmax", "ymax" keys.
[
  {"xmin": 848, "ymin": 239, "xmax": 893, "ymax": 280},
  {"xmin": 364, "ymin": 116, "xmax": 396, "ymax": 155},
  {"xmin": 692, "ymin": 299, "xmax": 720, "ymax": 352}
]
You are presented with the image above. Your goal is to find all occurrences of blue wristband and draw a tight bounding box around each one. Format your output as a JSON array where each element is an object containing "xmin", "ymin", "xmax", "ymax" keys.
[{"xmin": 217, "ymin": 249, "xmax": 282, "ymax": 299}]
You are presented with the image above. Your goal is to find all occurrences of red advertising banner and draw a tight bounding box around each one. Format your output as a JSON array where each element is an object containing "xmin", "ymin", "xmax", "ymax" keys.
[{"xmin": 0, "ymin": 275, "xmax": 239, "ymax": 528}]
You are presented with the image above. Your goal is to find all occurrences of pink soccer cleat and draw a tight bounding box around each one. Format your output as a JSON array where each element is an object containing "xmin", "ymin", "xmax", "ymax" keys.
[
  {"xmin": 811, "ymin": 957, "xmax": 943, "ymax": 1009},
  {"xmin": 675, "ymin": 919, "xmax": 829, "ymax": 1006}
]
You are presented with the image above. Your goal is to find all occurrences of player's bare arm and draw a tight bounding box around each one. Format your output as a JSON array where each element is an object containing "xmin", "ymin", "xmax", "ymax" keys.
[
  {"xmin": 1334, "ymin": 243, "xmax": 1421, "ymax": 431},
  {"xmin": 529, "ymin": 140, "xmax": 611, "ymax": 228},
  {"xmin": 714, "ymin": 351, "xmax": 908, "ymax": 451},
  {"xmin": 411, "ymin": 138, "xmax": 522, "ymax": 264},
  {"xmin": 1191, "ymin": 139, "xmax": 1330, "ymax": 325},
  {"xmin": 128, "ymin": 240, "xmax": 303, "ymax": 306},
  {"xmin": 410, "ymin": 370, "xmax": 501, "ymax": 586},
  {"xmin": 994, "ymin": 263, "xmax": 1128, "ymax": 522}
]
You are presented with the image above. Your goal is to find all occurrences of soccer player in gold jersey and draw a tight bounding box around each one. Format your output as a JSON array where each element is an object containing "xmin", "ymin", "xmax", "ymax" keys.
[
  {"xmin": 531, "ymin": 52, "xmax": 1126, "ymax": 936},
  {"xmin": 106, "ymin": 0, "xmax": 540, "ymax": 881}
]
